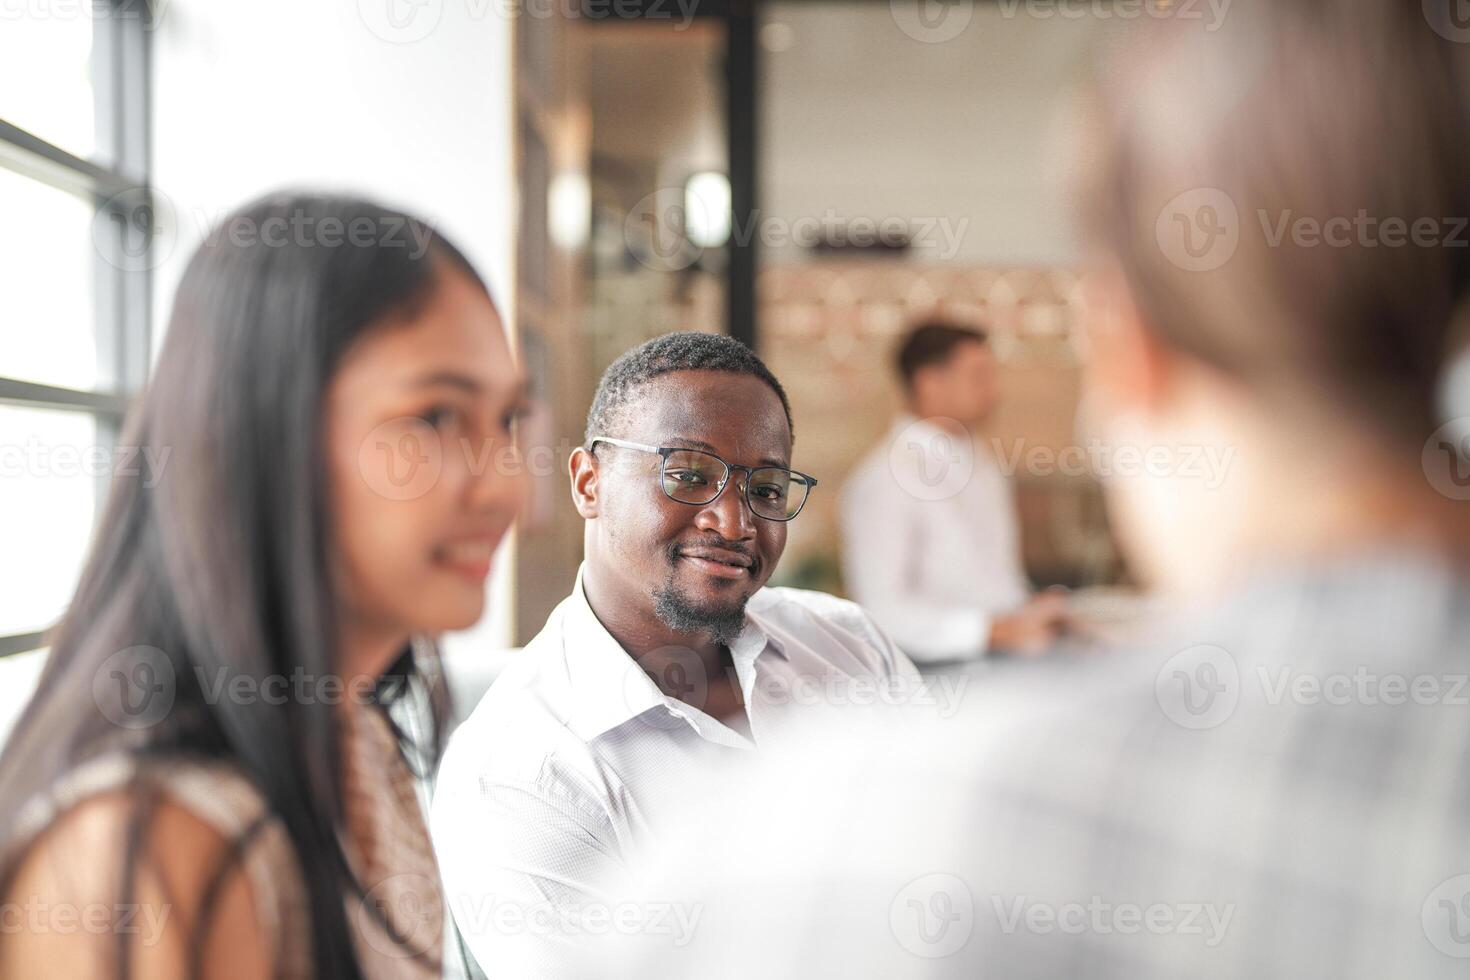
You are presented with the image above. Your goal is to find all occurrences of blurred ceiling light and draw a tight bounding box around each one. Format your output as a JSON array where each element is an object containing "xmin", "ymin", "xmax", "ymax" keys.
[
  {"xmin": 548, "ymin": 172, "xmax": 591, "ymax": 251},
  {"xmin": 684, "ymin": 171, "xmax": 731, "ymax": 250},
  {"xmin": 761, "ymin": 22, "xmax": 794, "ymax": 53}
]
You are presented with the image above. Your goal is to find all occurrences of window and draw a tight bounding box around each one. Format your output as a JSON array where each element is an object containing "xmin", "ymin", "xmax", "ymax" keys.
[{"xmin": 0, "ymin": 0, "xmax": 153, "ymax": 656}]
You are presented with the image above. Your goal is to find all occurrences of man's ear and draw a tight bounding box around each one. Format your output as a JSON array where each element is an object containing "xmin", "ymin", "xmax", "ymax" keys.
[
  {"xmin": 569, "ymin": 446, "xmax": 600, "ymax": 519},
  {"xmin": 1084, "ymin": 264, "xmax": 1175, "ymax": 418}
]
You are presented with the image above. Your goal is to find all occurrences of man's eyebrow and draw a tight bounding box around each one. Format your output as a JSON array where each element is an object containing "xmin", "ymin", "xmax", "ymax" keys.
[{"xmin": 663, "ymin": 436, "xmax": 790, "ymax": 468}]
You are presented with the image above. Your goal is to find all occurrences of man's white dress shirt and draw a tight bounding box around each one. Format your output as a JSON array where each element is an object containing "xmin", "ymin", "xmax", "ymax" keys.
[
  {"xmin": 430, "ymin": 563, "xmax": 919, "ymax": 976},
  {"xmin": 842, "ymin": 414, "xmax": 1030, "ymax": 663}
]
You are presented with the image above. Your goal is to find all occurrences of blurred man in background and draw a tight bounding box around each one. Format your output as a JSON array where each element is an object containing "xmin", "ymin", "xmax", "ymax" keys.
[{"xmin": 842, "ymin": 321, "xmax": 1068, "ymax": 662}]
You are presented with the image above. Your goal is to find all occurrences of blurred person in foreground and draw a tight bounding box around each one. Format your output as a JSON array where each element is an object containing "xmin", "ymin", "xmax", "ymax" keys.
[
  {"xmin": 602, "ymin": 1, "xmax": 1470, "ymax": 976},
  {"xmin": 431, "ymin": 332, "xmax": 922, "ymax": 977},
  {"xmin": 843, "ymin": 321, "xmax": 1069, "ymax": 661},
  {"xmin": 0, "ymin": 193, "xmax": 525, "ymax": 978}
]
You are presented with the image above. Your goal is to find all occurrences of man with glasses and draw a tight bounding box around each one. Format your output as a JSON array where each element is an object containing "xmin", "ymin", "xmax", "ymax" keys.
[{"xmin": 431, "ymin": 331, "xmax": 919, "ymax": 977}]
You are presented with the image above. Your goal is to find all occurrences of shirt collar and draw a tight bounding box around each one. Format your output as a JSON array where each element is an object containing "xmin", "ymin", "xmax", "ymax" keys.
[
  {"xmin": 892, "ymin": 411, "xmax": 963, "ymax": 442},
  {"xmin": 561, "ymin": 564, "xmax": 776, "ymax": 744}
]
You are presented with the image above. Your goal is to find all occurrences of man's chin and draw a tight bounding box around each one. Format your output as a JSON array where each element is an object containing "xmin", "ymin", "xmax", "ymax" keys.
[{"xmin": 653, "ymin": 581, "xmax": 752, "ymax": 644}]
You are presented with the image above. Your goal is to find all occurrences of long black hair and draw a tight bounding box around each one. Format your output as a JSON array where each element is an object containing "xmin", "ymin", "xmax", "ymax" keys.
[{"xmin": 0, "ymin": 192, "xmax": 494, "ymax": 976}]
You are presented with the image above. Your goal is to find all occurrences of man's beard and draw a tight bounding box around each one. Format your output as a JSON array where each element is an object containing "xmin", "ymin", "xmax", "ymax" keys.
[{"xmin": 652, "ymin": 580, "xmax": 750, "ymax": 645}]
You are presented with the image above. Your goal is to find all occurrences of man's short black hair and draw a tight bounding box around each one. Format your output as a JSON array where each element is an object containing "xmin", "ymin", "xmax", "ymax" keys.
[
  {"xmin": 584, "ymin": 331, "xmax": 794, "ymax": 446},
  {"xmin": 895, "ymin": 320, "xmax": 989, "ymax": 391}
]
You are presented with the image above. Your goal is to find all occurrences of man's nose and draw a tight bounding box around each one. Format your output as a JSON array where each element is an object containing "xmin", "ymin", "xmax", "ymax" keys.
[{"xmin": 694, "ymin": 474, "xmax": 756, "ymax": 539}]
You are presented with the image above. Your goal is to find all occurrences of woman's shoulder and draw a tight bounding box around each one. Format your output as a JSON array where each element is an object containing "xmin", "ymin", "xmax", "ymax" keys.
[{"xmin": 0, "ymin": 752, "xmax": 312, "ymax": 979}]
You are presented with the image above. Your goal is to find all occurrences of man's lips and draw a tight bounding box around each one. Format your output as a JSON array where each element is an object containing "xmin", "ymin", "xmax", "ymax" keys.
[{"xmin": 676, "ymin": 545, "xmax": 756, "ymax": 579}]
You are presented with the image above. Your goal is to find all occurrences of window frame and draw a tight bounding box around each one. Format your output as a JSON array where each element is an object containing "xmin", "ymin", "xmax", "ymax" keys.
[{"xmin": 0, "ymin": 0, "xmax": 154, "ymax": 657}]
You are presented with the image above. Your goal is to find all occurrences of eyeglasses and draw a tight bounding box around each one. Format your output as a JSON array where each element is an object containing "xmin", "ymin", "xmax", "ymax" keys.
[{"xmin": 589, "ymin": 437, "xmax": 817, "ymax": 522}]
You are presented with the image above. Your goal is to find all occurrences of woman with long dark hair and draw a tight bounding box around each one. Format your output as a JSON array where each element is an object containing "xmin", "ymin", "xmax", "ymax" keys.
[{"xmin": 0, "ymin": 192, "xmax": 525, "ymax": 977}]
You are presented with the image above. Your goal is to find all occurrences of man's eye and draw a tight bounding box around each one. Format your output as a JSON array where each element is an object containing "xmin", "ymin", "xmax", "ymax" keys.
[
  {"xmin": 752, "ymin": 484, "xmax": 786, "ymax": 500},
  {"xmin": 666, "ymin": 469, "xmax": 708, "ymax": 485}
]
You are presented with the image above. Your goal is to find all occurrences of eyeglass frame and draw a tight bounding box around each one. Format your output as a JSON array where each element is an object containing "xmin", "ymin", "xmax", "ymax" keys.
[{"xmin": 588, "ymin": 436, "xmax": 818, "ymax": 522}]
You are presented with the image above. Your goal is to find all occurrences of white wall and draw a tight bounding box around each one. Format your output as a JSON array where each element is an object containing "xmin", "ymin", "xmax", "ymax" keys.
[
  {"xmin": 761, "ymin": 2, "xmax": 1112, "ymax": 266},
  {"xmin": 150, "ymin": 0, "xmax": 518, "ymax": 650}
]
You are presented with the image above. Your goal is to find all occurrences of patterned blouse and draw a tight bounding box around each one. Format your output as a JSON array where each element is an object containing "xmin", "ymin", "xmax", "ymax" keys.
[{"xmin": 6, "ymin": 698, "xmax": 447, "ymax": 979}]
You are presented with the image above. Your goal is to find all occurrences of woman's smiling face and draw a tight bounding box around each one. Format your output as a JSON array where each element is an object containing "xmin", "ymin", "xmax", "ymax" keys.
[{"xmin": 325, "ymin": 260, "xmax": 527, "ymax": 649}]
